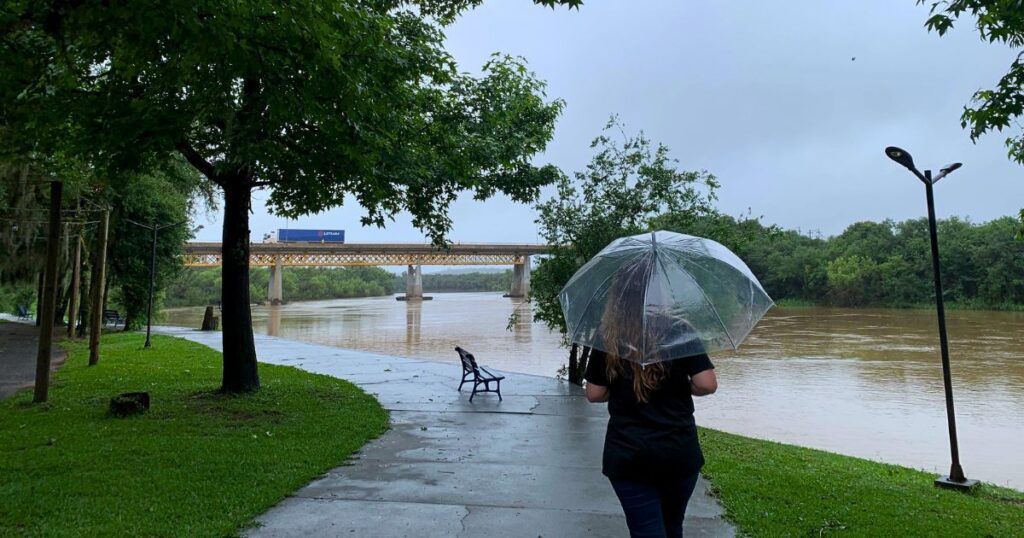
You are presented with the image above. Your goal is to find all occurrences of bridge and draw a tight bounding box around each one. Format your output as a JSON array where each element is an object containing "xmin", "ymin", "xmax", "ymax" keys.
[{"xmin": 183, "ymin": 242, "xmax": 552, "ymax": 304}]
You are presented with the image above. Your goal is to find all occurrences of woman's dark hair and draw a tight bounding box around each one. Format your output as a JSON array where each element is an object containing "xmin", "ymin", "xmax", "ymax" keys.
[{"xmin": 600, "ymin": 255, "xmax": 668, "ymax": 403}]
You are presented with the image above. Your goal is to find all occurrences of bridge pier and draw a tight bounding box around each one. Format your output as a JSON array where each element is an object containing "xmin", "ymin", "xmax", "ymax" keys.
[
  {"xmin": 507, "ymin": 256, "xmax": 531, "ymax": 298},
  {"xmin": 397, "ymin": 264, "xmax": 431, "ymax": 301},
  {"xmin": 268, "ymin": 256, "xmax": 283, "ymax": 305}
]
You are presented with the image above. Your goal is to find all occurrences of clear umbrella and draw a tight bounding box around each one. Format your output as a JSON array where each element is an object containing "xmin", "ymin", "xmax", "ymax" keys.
[{"xmin": 559, "ymin": 230, "xmax": 773, "ymax": 365}]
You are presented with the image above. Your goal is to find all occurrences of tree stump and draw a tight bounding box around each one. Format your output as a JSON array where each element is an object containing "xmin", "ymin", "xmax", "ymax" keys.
[
  {"xmin": 110, "ymin": 392, "xmax": 150, "ymax": 417},
  {"xmin": 201, "ymin": 306, "xmax": 218, "ymax": 331}
]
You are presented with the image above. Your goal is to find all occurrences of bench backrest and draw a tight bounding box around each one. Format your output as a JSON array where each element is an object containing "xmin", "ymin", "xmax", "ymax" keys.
[
  {"xmin": 16, "ymin": 304, "xmax": 28, "ymax": 316},
  {"xmin": 103, "ymin": 310, "xmax": 120, "ymax": 320},
  {"xmin": 454, "ymin": 346, "xmax": 479, "ymax": 375}
]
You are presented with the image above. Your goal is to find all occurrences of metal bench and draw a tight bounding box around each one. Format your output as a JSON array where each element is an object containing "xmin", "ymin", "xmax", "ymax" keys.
[
  {"xmin": 103, "ymin": 309, "xmax": 125, "ymax": 327},
  {"xmin": 16, "ymin": 304, "xmax": 30, "ymax": 320},
  {"xmin": 455, "ymin": 346, "xmax": 504, "ymax": 402}
]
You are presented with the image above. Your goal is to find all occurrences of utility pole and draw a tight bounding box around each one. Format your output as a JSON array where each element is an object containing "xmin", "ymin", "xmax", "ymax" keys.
[
  {"xmin": 34, "ymin": 181, "xmax": 62, "ymax": 403},
  {"xmin": 88, "ymin": 209, "xmax": 109, "ymax": 366}
]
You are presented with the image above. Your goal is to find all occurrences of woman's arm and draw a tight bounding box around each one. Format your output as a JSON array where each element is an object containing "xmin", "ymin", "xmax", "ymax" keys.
[
  {"xmin": 585, "ymin": 382, "xmax": 610, "ymax": 403},
  {"xmin": 690, "ymin": 369, "xmax": 718, "ymax": 396}
]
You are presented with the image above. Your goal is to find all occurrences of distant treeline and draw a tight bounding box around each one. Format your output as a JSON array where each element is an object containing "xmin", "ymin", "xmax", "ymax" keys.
[
  {"xmin": 161, "ymin": 267, "xmax": 514, "ymax": 309},
  {"xmin": 733, "ymin": 216, "xmax": 1024, "ymax": 309},
  {"xmin": 13, "ymin": 216, "xmax": 1024, "ymax": 314},
  {"xmin": 392, "ymin": 270, "xmax": 512, "ymax": 293},
  {"xmin": 165, "ymin": 266, "xmax": 396, "ymax": 307}
]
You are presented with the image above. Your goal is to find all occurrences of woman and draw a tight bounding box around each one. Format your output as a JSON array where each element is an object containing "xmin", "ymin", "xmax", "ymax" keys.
[{"xmin": 583, "ymin": 259, "xmax": 718, "ymax": 538}]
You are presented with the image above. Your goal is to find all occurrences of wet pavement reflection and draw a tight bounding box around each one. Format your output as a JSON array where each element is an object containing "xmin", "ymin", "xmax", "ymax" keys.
[{"xmin": 165, "ymin": 294, "xmax": 1024, "ymax": 489}]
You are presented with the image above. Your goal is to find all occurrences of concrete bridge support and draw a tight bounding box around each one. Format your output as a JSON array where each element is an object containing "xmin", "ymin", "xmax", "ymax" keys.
[
  {"xmin": 268, "ymin": 256, "xmax": 284, "ymax": 305},
  {"xmin": 508, "ymin": 256, "xmax": 531, "ymax": 298},
  {"xmin": 400, "ymin": 264, "xmax": 425, "ymax": 301}
]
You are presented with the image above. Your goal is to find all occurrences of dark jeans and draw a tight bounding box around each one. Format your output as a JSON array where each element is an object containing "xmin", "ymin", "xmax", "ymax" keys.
[{"xmin": 609, "ymin": 472, "xmax": 701, "ymax": 538}]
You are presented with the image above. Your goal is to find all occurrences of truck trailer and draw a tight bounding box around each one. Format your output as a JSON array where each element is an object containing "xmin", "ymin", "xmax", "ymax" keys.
[{"xmin": 264, "ymin": 229, "xmax": 345, "ymax": 243}]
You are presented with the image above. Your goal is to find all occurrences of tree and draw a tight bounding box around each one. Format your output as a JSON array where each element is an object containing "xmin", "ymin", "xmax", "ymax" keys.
[
  {"xmin": 920, "ymin": 0, "xmax": 1024, "ymax": 235},
  {"xmin": 2, "ymin": 0, "xmax": 579, "ymax": 392},
  {"xmin": 532, "ymin": 117, "xmax": 719, "ymax": 382},
  {"xmin": 107, "ymin": 159, "xmax": 206, "ymax": 329}
]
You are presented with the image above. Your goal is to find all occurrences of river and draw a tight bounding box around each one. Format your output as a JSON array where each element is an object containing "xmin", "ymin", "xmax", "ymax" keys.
[{"xmin": 164, "ymin": 293, "xmax": 1024, "ymax": 490}]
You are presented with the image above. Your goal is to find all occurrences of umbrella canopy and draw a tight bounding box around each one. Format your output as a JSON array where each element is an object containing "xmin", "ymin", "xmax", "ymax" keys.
[{"xmin": 559, "ymin": 230, "xmax": 773, "ymax": 365}]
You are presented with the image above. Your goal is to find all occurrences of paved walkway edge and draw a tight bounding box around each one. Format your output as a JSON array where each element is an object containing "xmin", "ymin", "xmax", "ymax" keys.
[{"xmin": 155, "ymin": 326, "xmax": 736, "ymax": 538}]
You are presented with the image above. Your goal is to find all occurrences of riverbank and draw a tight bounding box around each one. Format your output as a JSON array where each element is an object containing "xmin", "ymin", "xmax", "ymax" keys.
[
  {"xmin": 155, "ymin": 328, "xmax": 1023, "ymax": 537},
  {"xmin": 162, "ymin": 297, "xmax": 1024, "ymax": 490},
  {"xmin": 774, "ymin": 297, "xmax": 1024, "ymax": 311},
  {"xmin": 154, "ymin": 326, "xmax": 734, "ymax": 537},
  {"xmin": 700, "ymin": 429, "xmax": 1024, "ymax": 536},
  {"xmin": 0, "ymin": 332, "xmax": 388, "ymax": 536},
  {"xmin": 2, "ymin": 330, "xmax": 1020, "ymax": 535}
]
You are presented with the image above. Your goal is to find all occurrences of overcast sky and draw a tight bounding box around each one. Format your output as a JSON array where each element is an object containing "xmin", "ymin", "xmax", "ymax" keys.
[{"xmin": 193, "ymin": 1, "xmax": 1024, "ymax": 244}]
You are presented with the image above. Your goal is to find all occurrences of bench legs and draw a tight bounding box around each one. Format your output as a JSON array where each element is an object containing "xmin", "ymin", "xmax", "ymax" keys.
[{"xmin": 469, "ymin": 378, "xmax": 502, "ymax": 402}]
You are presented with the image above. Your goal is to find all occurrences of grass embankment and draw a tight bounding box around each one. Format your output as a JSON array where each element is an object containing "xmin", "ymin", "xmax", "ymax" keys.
[
  {"xmin": 700, "ymin": 429, "xmax": 1024, "ymax": 537},
  {"xmin": 0, "ymin": 333, "xmax": 388, "ymax": 536}
]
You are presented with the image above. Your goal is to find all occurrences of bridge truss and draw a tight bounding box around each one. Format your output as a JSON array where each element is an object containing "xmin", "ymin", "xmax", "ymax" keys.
[{"xmin": 182, "ymin": 242, "xmax": 550, "ymax": 267}]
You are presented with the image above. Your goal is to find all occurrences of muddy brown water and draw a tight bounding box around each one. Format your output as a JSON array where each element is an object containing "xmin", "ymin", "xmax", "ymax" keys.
[{"xmin": 164, "ymin": 293, "xmax": 1024, "ymax": 489}]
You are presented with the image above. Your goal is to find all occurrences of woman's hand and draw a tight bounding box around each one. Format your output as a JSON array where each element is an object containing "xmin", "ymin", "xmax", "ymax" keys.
[
  {"xmin": 690, "ymin": 369, "xmax": 717, "ymax": 396},
  {"xmin": 585, "ymin": 382, "xmax": 610, "ymax": 403}
]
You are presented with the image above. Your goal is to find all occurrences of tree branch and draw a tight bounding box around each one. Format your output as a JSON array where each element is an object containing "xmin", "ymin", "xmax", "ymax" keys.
[{"xmin": 176, "ymin": 140, "xmax": 219, "ymax": 184}]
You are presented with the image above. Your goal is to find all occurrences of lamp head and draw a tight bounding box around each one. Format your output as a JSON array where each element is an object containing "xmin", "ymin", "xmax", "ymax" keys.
[
  {"xmin": 885, "ymin": 146, "xmax": 916, "ymax": 170},
  {"xmin": 940, "ymin": 163, "xmax": 962, "ymax": 174}
]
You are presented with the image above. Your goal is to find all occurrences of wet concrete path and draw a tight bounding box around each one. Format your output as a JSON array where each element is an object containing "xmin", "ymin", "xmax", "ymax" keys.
[
  {"xmin": 0, "ymin": 319, "xmax": 65, "ymax": 400},
  {"xmin": 156, "ymin": 326, "xmax": 735, "ymax": 537}
]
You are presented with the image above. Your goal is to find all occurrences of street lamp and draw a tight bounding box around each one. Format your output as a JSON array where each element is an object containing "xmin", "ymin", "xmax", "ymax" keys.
[
  {"xmin": 127, "ymin": 219, "xmax": 188, "ymax": 348},
  {"xmin": 884, "ymin": 146, "xmax": 978, "ymax": 491}
]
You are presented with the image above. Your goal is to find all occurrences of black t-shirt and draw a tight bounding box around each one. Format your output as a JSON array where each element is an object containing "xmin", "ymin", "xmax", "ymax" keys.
[{"xmin": 584, "ymin": 349, "xmax": 714, "ymax": 483}]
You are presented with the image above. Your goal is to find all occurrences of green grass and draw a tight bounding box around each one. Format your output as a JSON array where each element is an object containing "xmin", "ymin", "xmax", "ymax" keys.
[
  {"xmin": 700, "ymin": 429, "xmax": 1024, "ymax": 537},
  {"xmin": 0, "ymin": 333, "xmax": 388, "ymax": 537}
]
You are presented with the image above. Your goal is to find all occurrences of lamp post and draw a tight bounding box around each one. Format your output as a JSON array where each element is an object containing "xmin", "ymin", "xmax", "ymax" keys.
[
  {"xmin": 127, "ymin": 219, "xmax": 188, "ymax": 348},
  {"xmin": 884, "ymin": 146, "xmax": 978, "ymax": 491}
]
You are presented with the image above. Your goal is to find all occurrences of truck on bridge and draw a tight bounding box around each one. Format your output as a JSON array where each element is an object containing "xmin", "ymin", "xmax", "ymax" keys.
[{"xmin": 263, "ymin": 229, "xmax": 345, "ymax": 243}]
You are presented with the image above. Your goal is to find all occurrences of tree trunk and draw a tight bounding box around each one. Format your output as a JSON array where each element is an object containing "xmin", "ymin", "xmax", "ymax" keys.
[
  {"xmin": 67, "ymin": 236, "xmax": 82, "ymax": 338},
  {"xmin": 568, "ymin": 343, "xmax": 581, "ymax": 385},
  {"xmin": 220, "ymin": 178, "xmax": 260, "ymax": 392},
  {"xmin": 35, "ymin": 270, "xmax": 43, "ymax": 326},
  {"xmin": 579, "ymin": 346, "xmax": 591, "ymax": 383},
  {"xmin": 54, "ymin": 278, "xmax": 68, "ymax": 326},
  {"xmin": 88, "ymin": 210, "xmax": 109, "ymax": 366},
  {"xmin": 78, "ymin": 260, "xmax": 90, "ymax": 338},
  {"xmin": 34, "ymin": 181, "xmax": 62, "ymax": 403},
  {"xmin": 568, "ymin": 344, "xmax": 591, "ymax": 386}
]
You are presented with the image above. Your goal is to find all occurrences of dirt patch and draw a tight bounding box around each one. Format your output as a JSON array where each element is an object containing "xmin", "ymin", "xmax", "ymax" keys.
[{"xmin": 186, "ymin": 390, "xmax": 286, "ymax": 423}]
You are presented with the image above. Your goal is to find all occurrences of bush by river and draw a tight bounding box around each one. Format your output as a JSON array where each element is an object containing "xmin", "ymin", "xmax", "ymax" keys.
[
  {"xmin": 723, "ymin": 214, "xmax": 1024, "ymax": 309},
  {"xmin": 165, "ymin": 266, "xmax": 397, "ymax": 307}
]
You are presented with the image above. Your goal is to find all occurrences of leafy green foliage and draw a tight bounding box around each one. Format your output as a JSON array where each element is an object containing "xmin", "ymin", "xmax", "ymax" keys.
[
  {"xmin": 0, "ymin": 280, "xmax": 34, "ymax": 314},
  {"xmin": 414, "ymin": 0, "xmax": 582, "ymax": 24},
  {"xmin": 416, "ymin": 270, "xmax": 514, "ymax": 293},
  {"xmin": 2, "ymin": 0, "xmax": 574, "ymax": 389},
  {"xmin": 1, "ymin": 1, "xmax": 568, "ymax": 244},
  {"xmin": 531, "ymin": 117, "xmax": 721, "ymax": 337},
  {"xmin": 920, "ymin": 0, "xmax": 1024, "ymax": 234},
  {"xmin": 0, "ymin": 333, "xmax": 388, "ymax": 536},
  {"xmin": 700, "ymin": 428, "xmax": 1024, "ymax": 536},
  {"xmin": 107, "ymin": 160, "xmax": 206, "ymax": 328},
  {"xmin": 165, "ymin": 266, "xmax": 397, "ymax": 307},
  {"xmin": 735, "ymin": 215, "xmax": 1024, "ymax": 308}
]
